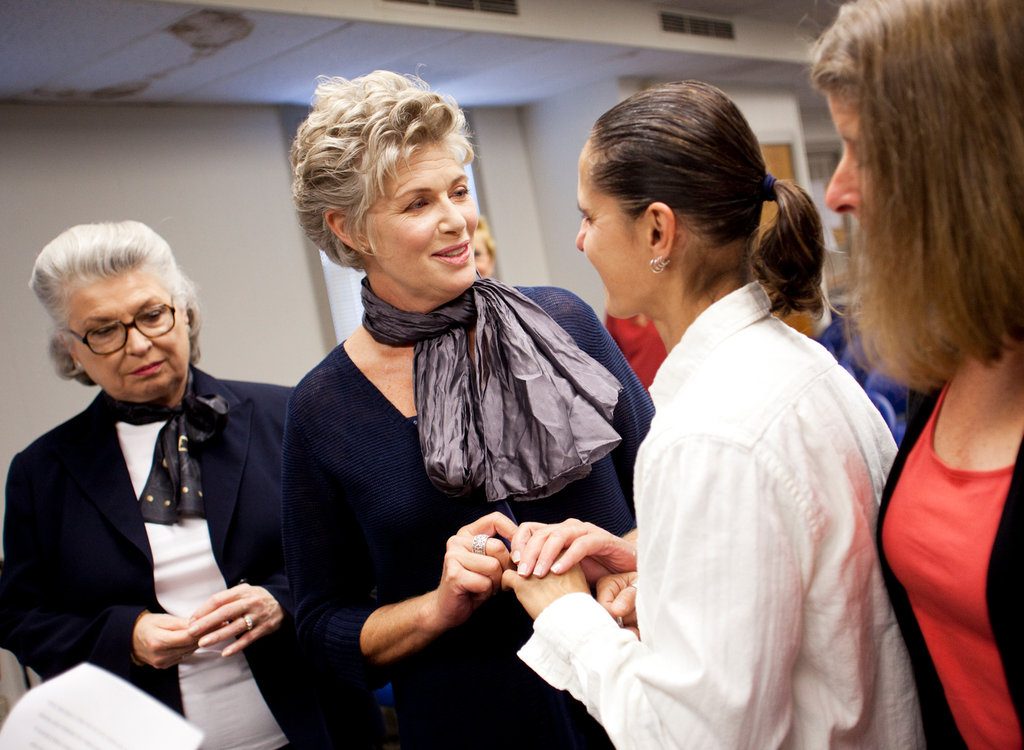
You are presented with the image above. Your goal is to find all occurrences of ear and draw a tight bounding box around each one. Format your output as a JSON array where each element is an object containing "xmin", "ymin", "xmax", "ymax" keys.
[
  {"xmin": 324, "ymin": 209, "xmax": 363, "ymax": 251},
  {"xmin": 59, "ymin": 332, "xmax": 81, "ymax": 369},
  {"xmin": 640, "ymin": 202, "xmax": 679, "ymax": 260}
]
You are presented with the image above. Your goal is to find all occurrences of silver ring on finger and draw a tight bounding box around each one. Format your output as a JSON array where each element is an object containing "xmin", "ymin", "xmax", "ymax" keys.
[
  {"xmin": 471, "ymin": 534, "xmax": 489, "ymax": 555},
  {"xmin": 243, "ymin": 614, "xmax": 254, "ymax": 632}
]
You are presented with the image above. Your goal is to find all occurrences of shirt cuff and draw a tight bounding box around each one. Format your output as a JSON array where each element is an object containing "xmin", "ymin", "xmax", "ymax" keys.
[{"xmin": 518, "ymin": 592, "xmax": 623, "ymax": 692}]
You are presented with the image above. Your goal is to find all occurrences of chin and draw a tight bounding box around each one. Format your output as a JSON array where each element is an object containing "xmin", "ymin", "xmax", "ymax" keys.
[{"xmin": 604, "ymin": 295, "xmax": 635, "ymax": 320}]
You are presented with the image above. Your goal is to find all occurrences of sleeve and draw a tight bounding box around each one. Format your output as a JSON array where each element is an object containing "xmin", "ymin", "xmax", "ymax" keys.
[
  {"xmin": 246, "ymin": 387, "xmax": 294, "ymax": 616},
  {"xmin": 280, "ymin": 401, "xmax": 381, "ymax": 691},
  {"xmin": 536, "ymin": 288, "xmax": 654, "ymax": 513},
  {"xmin": 0, "ymin": 454, "xmax": 145, "ymax": 682},
  {"xmin": 519, "ymin": 435, "xmax": 814, "ymax": 749}
]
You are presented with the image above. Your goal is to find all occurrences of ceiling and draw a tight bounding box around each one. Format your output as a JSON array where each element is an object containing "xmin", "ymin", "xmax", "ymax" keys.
[{"xmin": 0, "ymin": 0, "xmax": 840, "ymax": 114}]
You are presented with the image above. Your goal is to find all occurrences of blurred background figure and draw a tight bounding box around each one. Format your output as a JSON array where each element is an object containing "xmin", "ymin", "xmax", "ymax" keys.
[
  {"xmin": 813, "ymin": 0, "xmax": 1024, "ymax": 746},
  {"xmin": 0, "ymin": 220, "xmax": 381, "ymax": 749},
  {"xmin": 472, "ymin": 214, "xmax": 498, "ymax": 278}
]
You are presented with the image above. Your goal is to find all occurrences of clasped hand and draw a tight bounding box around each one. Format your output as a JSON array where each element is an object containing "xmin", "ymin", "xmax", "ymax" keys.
[
  {"xmin": 131, "ymin": 583, "xmax": 283, "ymax": 668},
  {"xmin": 438, "ymin": 513, "xmax": 638, "ymax": 632}
]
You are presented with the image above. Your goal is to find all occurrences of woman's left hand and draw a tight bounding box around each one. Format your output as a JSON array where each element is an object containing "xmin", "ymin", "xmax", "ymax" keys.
[
  {"xmin": 187, "ymin": 584, "xmax": 283, "ymax": 657},
  {"xmin": 501, "ymin": 563, "xmax": 589, "ymax": 620}
]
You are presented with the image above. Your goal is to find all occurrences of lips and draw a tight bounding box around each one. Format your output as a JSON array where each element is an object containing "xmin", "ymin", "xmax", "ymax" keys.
[
  {"xmin": 432, "ymin": 241, "xmax": 471, "ymax": 265},
  {"xmin": 131, "ymin": 361, "xmax": 163, "ymax": 377}
]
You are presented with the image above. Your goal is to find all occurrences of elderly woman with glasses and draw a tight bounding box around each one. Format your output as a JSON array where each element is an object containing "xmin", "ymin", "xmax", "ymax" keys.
[
  {"xmin": 0, "ymin": 220, "xmax": 382, "ymax": 749},
  {"xmin": 284, "ymin": 71, "xmax": 653, "ymax": 748}
]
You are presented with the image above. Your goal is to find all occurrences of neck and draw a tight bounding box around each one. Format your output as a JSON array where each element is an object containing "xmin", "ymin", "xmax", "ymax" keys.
[
  {"xmin": 948, "ymin": 339, "xmax": 1024, "ymax": 403},
  {"xmin": 647, "ymin": 276, "xmax": 744, "ymax": 353}
]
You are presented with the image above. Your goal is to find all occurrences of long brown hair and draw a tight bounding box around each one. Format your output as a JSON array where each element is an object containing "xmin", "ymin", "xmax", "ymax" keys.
[
  {"xmin": 812, "ymin": 0, "xmax": 1024, "ymax": 390},
  {"xmin": 587, "ymin": 80, "xmax": 826, "ymax": 317}
]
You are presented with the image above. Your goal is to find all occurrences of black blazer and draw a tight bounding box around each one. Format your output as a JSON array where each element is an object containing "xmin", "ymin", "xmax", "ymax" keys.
[
  {"xmin": 0, "ymin": 368, "xmax": 381, "ymax": 749},
  {"xmin": 877, "ymin": 393, "xmax": 1024, "ymax": 749}
]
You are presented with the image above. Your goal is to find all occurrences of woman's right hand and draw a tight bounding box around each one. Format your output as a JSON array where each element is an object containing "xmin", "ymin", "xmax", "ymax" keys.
[
  {"xmin": 131, "ymin": 611, "xmax": 198, "ymax": 669},
  {"xmin": 430, "ymin": 512, "xmax": 518, "ymax": 631},
  {"xmin": 360, "ymin": 512, "xmax": 519, "ymax": 666}
]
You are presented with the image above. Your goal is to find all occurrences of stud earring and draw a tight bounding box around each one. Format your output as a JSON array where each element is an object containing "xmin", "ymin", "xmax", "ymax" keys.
[{"xmin": 649, "ymin": 256, "xmax": 671, "ymax": 274}]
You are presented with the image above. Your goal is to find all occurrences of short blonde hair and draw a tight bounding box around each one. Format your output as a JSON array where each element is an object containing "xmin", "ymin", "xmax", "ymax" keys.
[
  {"xmin": 31, "ymin": 220, "xmax": 202, "ymax": 385},
  {"xmin": 290, "ymin": 71, "xmax": 474, "ymax": 269},
  {"xmin": 812, "ymin": 0, "xmax": 1024, "ymax": 390}
]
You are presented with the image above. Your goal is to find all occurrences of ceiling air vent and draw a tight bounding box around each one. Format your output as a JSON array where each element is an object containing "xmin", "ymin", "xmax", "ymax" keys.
[
  {"xmin": 660, "ymin": 11, "xmax": 734, "ymax": 40},
  {"xmin": 384, "ymin": 0, "xmax": 519, "ymax": 14}
]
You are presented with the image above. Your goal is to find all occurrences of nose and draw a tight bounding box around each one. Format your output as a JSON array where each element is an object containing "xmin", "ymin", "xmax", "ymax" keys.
[
  {"xmin": 575, "ymin": 219, "xmax": 586, "ymax": 253},
  {"xmin": 825, "ymin": 151, "xmax": 860, "ymax": 217},
  {"xmin": 124, "ymin": 324, "xmax": 153, "ymax": 356},
  {"xmin": 439, "ymin": 197, "xmax": 468, "ymax": 235}
]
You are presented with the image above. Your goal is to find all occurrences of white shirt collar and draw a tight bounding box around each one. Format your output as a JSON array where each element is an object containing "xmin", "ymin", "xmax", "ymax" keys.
[{"xmin": 649, "ymin": 282, "xmax": 771, "ymax": 409}]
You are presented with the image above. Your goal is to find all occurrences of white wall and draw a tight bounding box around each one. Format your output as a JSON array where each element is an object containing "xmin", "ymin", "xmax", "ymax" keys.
[
  {"xmin": 466, "ymin": 106, "xmax": 550, "ymax": 287},
  {"xmin": 0, "ymin": 102, "xmax": 334, "ymax": 537}
]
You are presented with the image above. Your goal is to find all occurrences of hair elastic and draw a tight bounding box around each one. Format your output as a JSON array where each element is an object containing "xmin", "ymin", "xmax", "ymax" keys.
[{"xmin": 760, "ymin": 173, "xmax": 778, "ymax": 202}]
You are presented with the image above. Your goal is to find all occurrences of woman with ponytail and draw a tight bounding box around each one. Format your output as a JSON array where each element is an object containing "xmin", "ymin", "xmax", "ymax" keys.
[{"xmin": 502, "ymin": 81, "xmax": 924, "ymax": 748}]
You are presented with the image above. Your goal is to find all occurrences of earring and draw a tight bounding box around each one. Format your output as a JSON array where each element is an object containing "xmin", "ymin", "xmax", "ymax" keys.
[{"xmin": 650, "ymin": 256, "xmax": 671, "ymax": 274}]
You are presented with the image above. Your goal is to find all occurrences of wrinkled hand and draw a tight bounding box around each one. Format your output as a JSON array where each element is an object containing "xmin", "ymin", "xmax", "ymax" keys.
[
  {"xmin": 132, "ymin": 611, "xmax": 197, "ymax": 669},
  {"xmin": 597, "ymin": 571, "xmax": 640, "ymax": 637},
  {"xmin": 501, "ymin": 563, "xmax": 589, "ymax": 620},
  {"xmin": 510, "ymin": 519, "xmax": 637, "ymax": 584},
  {"xmin": 431, "ymin": 512, "xmax": 517, "ymax": 632},
  {"xmin": 187, "ymin": 584, "xmax": 283, "ymax": 658}
]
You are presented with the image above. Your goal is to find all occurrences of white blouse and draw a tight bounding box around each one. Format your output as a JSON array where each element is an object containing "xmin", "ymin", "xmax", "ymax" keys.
[
  {"xmin": 116, "ymin": 421, "xmax": 286, "ymax": 750},
  {"xmin": 519, "ymin": 283, "xmax": 924, "ymax": 749}
]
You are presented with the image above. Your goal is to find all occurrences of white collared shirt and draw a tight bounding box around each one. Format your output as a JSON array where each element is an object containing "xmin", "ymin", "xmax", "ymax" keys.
[{"xmin": 519, "ymin": 283, "xmax": 924, "ymax": 749}]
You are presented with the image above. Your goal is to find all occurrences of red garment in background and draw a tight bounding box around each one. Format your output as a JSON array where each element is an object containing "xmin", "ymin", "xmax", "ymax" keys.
[{"xmin": 605, "ymin": 314, "xmax": 667, "ymax": 390}]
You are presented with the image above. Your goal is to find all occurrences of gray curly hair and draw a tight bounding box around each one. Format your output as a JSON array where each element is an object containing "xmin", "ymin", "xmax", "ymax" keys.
[
  {"xmin": 290, "ymin": 70, "xmax": 474, "ymax": 269},
  {"xmin": 31, "ymin": 220, "xmax": 201, "ymax": 385}
]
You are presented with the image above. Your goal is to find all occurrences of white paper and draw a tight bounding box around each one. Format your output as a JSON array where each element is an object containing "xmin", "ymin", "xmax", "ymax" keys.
[{"xmin": 0, "ymin": 663, "xmax": 203, "ymax": 750}]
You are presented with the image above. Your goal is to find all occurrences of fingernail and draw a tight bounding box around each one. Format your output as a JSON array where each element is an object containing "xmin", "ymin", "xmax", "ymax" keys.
[
  {"xmin": 517, "ymin": 563, "xmax": 528, "ymax": 576},
  {"xmin": 511, "ymin": 550, "xmax": 521, "ymax": 564},
  {"xmin": 551, "ymin": 563, "xmax": 562, "ymax": 574},
  {"xmin": 198, "ymin": 636, "xmax": 211, "ymax": 648}
]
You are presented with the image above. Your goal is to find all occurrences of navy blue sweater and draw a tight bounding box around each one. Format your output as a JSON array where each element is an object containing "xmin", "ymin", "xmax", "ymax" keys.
[{"xmin": 282, "ymin": 287, "xmax": 654, "ymax": 749}]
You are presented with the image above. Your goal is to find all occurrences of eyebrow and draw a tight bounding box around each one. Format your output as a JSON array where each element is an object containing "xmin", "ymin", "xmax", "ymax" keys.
[
  {"xmin": 79, "ymin": 299, "xmax": 168, "ymax": 326},
  {"xmin": 392, "ymin": 173, "xmax": 467, "ymax": 202}
]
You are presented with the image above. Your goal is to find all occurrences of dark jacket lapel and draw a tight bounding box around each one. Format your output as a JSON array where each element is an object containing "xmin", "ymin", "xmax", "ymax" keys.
[
  {"xmin": 55, "ymin": 394, "xmax": 153, "ymax": 565},
  {"xmin": 192, "ymin": 369, "xmax": 252, "ymax": 561}
]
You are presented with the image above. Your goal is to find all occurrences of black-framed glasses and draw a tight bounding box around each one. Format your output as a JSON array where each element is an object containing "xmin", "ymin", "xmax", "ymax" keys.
[{"xmin": 68, "ymin": 304, "xmax": 177, "ymax": 355}]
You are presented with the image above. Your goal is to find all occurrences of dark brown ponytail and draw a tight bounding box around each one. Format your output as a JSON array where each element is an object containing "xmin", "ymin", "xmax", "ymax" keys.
[{"xmin": 752, "ymin": 179, "xmax": 826, "ymax": 317}]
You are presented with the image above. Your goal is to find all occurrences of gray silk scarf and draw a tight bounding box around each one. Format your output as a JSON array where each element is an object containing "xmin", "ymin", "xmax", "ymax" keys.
[{"xmin": 361, "ymin": 276, "xmax": 622, "ymax": 502}]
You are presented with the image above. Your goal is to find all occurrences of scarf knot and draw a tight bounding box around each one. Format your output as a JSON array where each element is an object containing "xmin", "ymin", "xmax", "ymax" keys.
[
  {"xmin": 361, "ymin": 277, "xmax": 622, "ymax": 503},
  {"xmin": 104, "ymin": 372, "xmax": 229, "ymax": 524}
]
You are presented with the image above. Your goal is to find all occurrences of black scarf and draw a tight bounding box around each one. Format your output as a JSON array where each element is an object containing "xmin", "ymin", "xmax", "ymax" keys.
[
  {"xmin": 361, "ymin": 276, "xmax": 622, "ymax": 502},
  {"xmin": 104, "ymin": 372, "xmax": 229, "ymax": 524}
]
